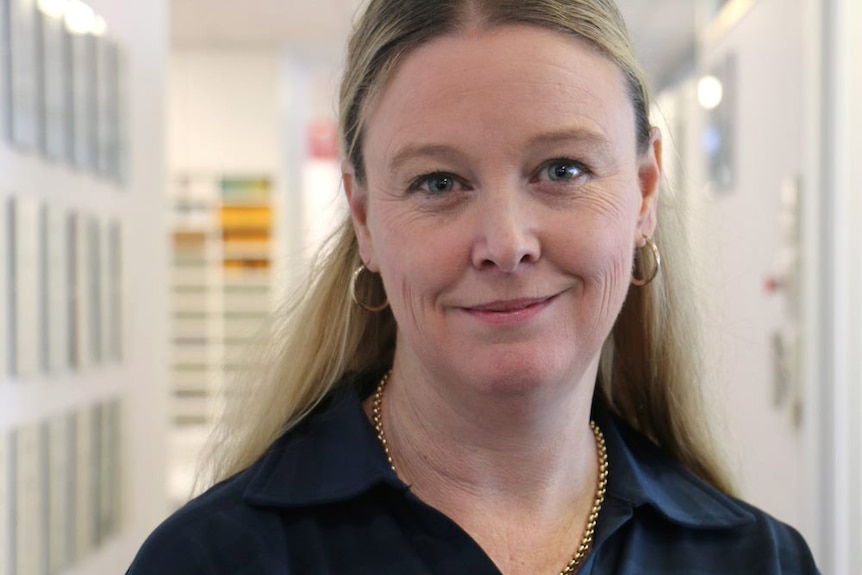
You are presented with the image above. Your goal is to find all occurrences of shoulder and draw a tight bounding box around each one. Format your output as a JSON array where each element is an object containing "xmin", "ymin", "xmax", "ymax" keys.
[
  {"xmin": 126, "ymin": 466, "xmax": 290, "ymax": 574},
  {"xmin": 596, "ymin": 410, "xmax": 820, "ymax": 574},
  {"xmin": 723, "ymin": 497, "xmax": 820, "ymax": 573}
]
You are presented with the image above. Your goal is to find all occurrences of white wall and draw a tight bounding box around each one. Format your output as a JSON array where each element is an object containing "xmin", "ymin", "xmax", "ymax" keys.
[
  {"xmin": 809, "ymin": 0, "xmax": 862, "ymax": 571},
  {"xmin": 0, "ymin": 0, "xmax": 170, "ymax": 572},
  {"xmin": 665, "ymin": 0, "xmax": 808, "ymax": 532},
  {"xmin": 170, "ymin": 51, "xmax": 282, "ymax": 175},
  {"xmin": 169, "ymin": 49, "xmax": 343, "ymax": 288}
]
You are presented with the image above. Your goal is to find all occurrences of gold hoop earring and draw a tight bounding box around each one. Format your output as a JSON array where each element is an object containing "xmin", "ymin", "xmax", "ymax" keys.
[
  {"xmin": 350, "ymin": 264, "xmax": 389, "ymax": 312},
  {"xmin": 631, "ymin": 236, "xmax": 661, "ymax": 287}
]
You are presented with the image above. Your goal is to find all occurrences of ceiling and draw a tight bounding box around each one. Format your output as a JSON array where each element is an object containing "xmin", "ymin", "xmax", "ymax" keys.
[{"xmin": 171, "ymin": 0, "xmax": 696, "ymax": 88}]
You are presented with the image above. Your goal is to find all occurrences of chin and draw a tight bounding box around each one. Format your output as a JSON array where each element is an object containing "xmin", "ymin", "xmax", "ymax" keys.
[{"xmin": 460, "ymin": 353, "xmax": 584, "ymax": 397}]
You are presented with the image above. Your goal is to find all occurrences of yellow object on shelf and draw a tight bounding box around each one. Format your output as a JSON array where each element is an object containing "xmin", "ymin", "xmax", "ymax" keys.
[{"xmin": 219, "ymin": 206, "xmax": 272, "ymax": 230}]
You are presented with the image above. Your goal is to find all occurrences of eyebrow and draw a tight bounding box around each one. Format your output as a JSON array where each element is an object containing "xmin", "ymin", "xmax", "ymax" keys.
[
  {"xmin": 387, "ymin": 128, "xmax": 614, "ymax": 172},
  {"xmin": 524, "ymin": 128, "xmax": 614, "ymax": 155},
  {"xmin": 388, "ymin": 144, "xmax": 465, "ymax": 173}
]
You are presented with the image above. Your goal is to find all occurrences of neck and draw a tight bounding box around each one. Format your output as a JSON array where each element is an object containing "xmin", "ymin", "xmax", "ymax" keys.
[{"xmin": 371, "ymin": 361, "xmax": 599, "ymax": 516}]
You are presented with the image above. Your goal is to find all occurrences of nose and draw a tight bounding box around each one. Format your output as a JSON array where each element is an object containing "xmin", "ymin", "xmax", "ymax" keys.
[{"xmin": 470, "ymin": 189, "xmax": 540, "ymax": 273}]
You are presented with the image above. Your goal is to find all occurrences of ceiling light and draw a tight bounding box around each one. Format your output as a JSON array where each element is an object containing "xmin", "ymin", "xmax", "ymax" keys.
[
  {"xmin": 65, "ymin": 0, "xmax": 95, "ymax": 35},
  {"xmin": 92, "ymin": 15, "xmax": 107, "ymax": 36},
  {"xmin": 37, "ymin": 0, "xmax": 67, "ymax": 19},
  {"xmin": 698, "ymin": 75, "xmax": 724, "ymax": 110}
]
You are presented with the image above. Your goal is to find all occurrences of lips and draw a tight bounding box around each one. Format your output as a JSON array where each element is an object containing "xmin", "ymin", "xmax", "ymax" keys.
[
  {"xmin": 466, "ymin": 296, "xmax": 554, "ymax": 313},
  {"xmin": 457, "ymin": 294, "xmax": 559, "ymax": 327}
]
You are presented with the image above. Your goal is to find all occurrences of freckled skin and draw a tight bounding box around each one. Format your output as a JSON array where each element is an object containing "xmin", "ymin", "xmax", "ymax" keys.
[{"xmin": 346, "ymin": 24, "xmax": 660, "ymax": 398}]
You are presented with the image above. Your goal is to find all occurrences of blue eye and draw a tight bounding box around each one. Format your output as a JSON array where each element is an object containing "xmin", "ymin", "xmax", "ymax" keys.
[
  {"xmin": 412, "ymin": 172, "xmax": 459, "ymax": 194},
  {"xmin": 544, "ymin": 160, "xmax": 585, "ymax": 182},
  {"xmin": 426, "ymin": 174, "xmax": 454, "ymax": 193}
]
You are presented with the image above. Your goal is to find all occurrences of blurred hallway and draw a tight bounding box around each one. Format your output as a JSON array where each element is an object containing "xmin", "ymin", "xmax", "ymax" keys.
[{"xmin": 0, "ymin": 0, "xmax": 860, "ymax": 573}]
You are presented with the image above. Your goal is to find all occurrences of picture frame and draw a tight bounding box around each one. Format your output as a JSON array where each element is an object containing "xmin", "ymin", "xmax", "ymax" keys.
[
  {"xmin": 108, "ymin": 400, "xmax": 122, "ymax": 533},
  {"xmin": 95, "ymin": 403, "xmax": 114, "ymax": 543},
  {"xmin": 0, "ymin": 0, "xmax": 11, "ymax": 145},
  {"xmin": 38, "ymin": 206, "xmax": 49, "ymax": 372},
  {"xmin": 10, "ymin": 196, "xmax": 41, "ymax": 378},
  {"xmin": 0, "ymin": 198, "xmax": 8, "ymax": 377},
  {"xmin": 114, "ymin": 46, "xmax": 129, "ymax": 183},
  {"xmin": 70, "ymin": 32, "xmax": 97, "ymax": 171},
  {"xmin": 67, "ymin": 212, "xmax": 90, "ymax": 369},
  {"xmin": 47, "ymin": 417, "xmax": 72, "ymax": 574},
  {"xmin": 36, "ymin": 10, "xmax": 68, "ymax": 161},
  {"xmin": 15, "ymin": 425, "xmax": 45, "ymax": 575},
  {"xmin": 5, "ymin": 0, "xmax": 40, "ymax": 150},
  {"xmin": 704, "ymin": 53, "xmax": 737, "ymax": 193},
  {"xmin": 0, "ymin": 431, "xmax": 13, "ymax": 575},
  {"xmin": 96, "ymin": 39, "xmax": 119, "ymax": 178},
  {"xmin": 108, "ymin": 222, "xmax": 123, "ymax": 361},
  {"xmin": 87, "ymin": 218, "xmax": 102, "ymax": 365},
  {"xmin": 45, "ymin": 207, "xmax": 68, "ymax": 373},
  {"xmin": 73, "ymin": 409, "xmax": 94, "ymax": 559},
  {"xmin": 97, "ymin": 220, "xmax": 110, "ymax": 364},
  {"xmin": 66, "ymin": 213, "xmax": 79, "ymax": 368}
]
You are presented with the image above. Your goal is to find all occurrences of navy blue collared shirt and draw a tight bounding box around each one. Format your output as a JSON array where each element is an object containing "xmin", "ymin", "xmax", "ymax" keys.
[{"xmin": 128, "ymin": 374, "xmax": 819, "ymax": 574}]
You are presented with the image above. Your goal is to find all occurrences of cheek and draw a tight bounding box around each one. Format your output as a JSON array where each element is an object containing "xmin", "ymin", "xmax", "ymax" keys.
[
  {"xmin": 370, "ymin": 207, "xmax": 466, "ymax": 325},
  {"xmin": 550, "ymin": 198, "xmax": 637, "ymax": 321}
]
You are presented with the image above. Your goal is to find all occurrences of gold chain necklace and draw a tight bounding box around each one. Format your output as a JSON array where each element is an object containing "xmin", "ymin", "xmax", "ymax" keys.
[{"xmin": 371, "ymin": 371, "xmax": 609, "ymax": 575}]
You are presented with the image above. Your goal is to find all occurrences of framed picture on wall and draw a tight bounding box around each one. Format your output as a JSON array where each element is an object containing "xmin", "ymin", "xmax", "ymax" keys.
[
  {"xmin": 74, "ymin": 409, "xmax": 94, "ymax": 559},
  {"xmin": 704, "ymin": 53, "xmax": 737, "ymax": 193},
  {"xmin": 0, "ymin": 431, "xmax": 13, "ymax": 575},
  {"xmin": 96, "ymin": 403, "xmax": 112, "ymax": 543},
  {"xmin": 106, "ymin": 220, "xmax": 124, "ymax": 362},
  {"xmin": 15, "ymin": 425, "xmax": 45, "ymax": 575},
  {"xmin": 0, "ymin": 198, "xmax": 8, "ymax": 378},
  {"xmin": 67, "ymin": 212, "xmax": 90, "ymax": 370},
  {"xmin": 96, "ymin": 39, "xmax": 119, "ymax": 178},
  {"xmin": 11, "ymin": 196, "xmax": 41, "ymax": 378},
  {"xmin": 63, "ymin": 414, "xmax": 76, "ymax": 566},
  {"xmin": 108, "ymin": 222, "xmax": 123, "ymax": 361},
  {"xmin": 114, "ymin": 46, "xmax": 129, "ymax": 183},
  {"xmin": 46, "ymin": 207, "xmax": 68, "ymax": 373},
  {"xmin": 37, "ymin": 10, "xmax": 68, "ymax": 161},
  {"xmin": 107, "ymin": 400, "xmax": 121, "ymax": 533},
  {"xmin": 70, "ymin": 33, "xmax": 97, "ymax": 171},
  {"xmin": 87, "ymin": 218, "xmax": 102, "ymax": 365},
  {"xmin": 38, "ymin": 206, "xmax": 49, "ymax": 372},
  {"xmin": 0, "ymin": 0, "xmax": 10, "ymax": 145},
  {"xmin": 47, "ymin": 417, "xmax": 72, "ymax": 573},
  {"xmin": 97, "ymin": 221, "xmax": 111, "ymax": 364},
  {"xmin": 5, "ymin": 0, "xmax": 40, "ymax": 150},
  {"xmin": 66, "ymin": 213, "xmax": 79, "ymax": 368}
]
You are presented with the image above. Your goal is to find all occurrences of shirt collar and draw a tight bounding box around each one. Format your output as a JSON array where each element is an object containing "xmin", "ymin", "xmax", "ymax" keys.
[
  {"xmin": 593, "ymin": 403, "xmax": 754, "ymax": 530},
  {"xmin": 244, "ymin": 374, "xmax": 753, "ymax": 530},
  {"xmin": 244, "ymin": 373, "xmax": 402, "ymax": 508}
]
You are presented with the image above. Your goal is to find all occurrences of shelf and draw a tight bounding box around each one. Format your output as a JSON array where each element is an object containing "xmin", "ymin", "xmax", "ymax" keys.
[
  {"xmin": 168, "ymin": 173, "xmax": 276, "ymax": 500},
  {"xmin": 171, "ymin": 371, "xmax": 211, "ymax": 389},
  {"xmin": 223, "ymin": 294, "xmax": 271, "ymax": 312}
]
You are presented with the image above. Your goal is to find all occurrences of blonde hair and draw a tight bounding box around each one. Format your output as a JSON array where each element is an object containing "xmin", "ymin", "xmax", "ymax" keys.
[{"xmin": 205, "ymin": 0, "xmax": 734, "ymax": 495}]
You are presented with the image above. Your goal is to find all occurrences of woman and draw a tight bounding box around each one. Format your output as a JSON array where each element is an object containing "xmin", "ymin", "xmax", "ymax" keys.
[{"xmin": 129, "ymin": 0, "xmax": 819, "ymax": 573}]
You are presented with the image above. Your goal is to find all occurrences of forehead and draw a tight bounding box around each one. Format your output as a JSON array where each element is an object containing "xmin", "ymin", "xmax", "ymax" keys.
[{"xmin": 362, "ymin": 24, "xmax": 636, "ymax": 166}]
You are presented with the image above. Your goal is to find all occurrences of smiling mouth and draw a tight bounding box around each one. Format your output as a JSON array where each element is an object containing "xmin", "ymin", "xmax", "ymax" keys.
[{"xmin": 465, "ymin": 296, "xmax": 556, "ymax": 313}]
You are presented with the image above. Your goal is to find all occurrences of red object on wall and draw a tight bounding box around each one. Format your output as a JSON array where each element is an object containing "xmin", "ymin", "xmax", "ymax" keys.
[{"xmin": 307, "ymin": 120, "xmax": 339, "ymax": 160}]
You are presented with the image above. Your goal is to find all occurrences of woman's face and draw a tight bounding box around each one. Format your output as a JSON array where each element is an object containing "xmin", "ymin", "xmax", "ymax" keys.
[{"xmin": 346, "ymin": 24, "xmax": 661, "ymax": 393}]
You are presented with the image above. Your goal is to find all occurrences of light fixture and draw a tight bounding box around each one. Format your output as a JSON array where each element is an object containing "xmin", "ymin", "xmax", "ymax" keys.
[
  {"xmin": 65, "ymin": 0, "xmax": 96, "ymax": 35},
  {"xmin": 698, "ymin": 75, "xmax": 724, "ymax": 110},
  {"xmin": 92, "ymin": 15, "xmax": 107, "ymax": 36},
  {"xmin": 37, "ymin": 0, "xmax": 68, "ymax": 19}
]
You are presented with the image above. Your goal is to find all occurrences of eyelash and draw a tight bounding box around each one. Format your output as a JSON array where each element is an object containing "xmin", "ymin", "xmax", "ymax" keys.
[
  {"xmin": 406, "ymin": 157, "xmax": 592, "ymax": 195},
  {"xmin": 407, "ymin": 172, "xmax": 468, "ymax": 195},
  {"xmin": 533, "ymin": 158, "xmax": 592, "ymax": 183}
]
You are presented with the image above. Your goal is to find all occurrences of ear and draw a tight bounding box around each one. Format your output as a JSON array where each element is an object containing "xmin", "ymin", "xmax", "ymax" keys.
[
  {"xmin": 343, "ymin": 162, "xmax": 378, "ymax": 271},
  {"xmin": 635, "ymin": 126, "xmax": 662, "ymax": 243}
]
